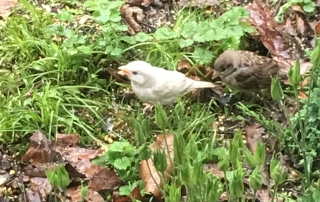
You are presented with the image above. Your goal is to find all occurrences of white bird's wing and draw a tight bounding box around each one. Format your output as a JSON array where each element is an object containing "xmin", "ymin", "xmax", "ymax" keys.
[{"xmin": 151, "ymin": 68, "xmax": 193, "ymax": 99}]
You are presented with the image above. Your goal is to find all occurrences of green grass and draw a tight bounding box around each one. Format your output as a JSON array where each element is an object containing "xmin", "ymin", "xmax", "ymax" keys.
[{"xmin": 1, "ymin": 0, "xmax": 320, "ymax": 201}]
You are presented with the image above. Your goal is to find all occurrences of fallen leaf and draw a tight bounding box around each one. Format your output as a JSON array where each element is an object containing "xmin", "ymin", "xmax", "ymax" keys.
[
  {"xmin": 315, "ymin": 21, "xmax": 320, "ymax": 37},
  {"xmin": 56, "ymin": 133, "xmax": 79, "ymax": 147},
  {"xmin": 21, "ymin": 130, "xmax": 59, "ymax": 166},
  {"xmin": 203, "ymin": 163, "xmax": 224, "ymax": 179},
  {"xmin": 139, "ymin": 134, "xmax": 174, "ymax": 199},
  {"xmin": 257, "ymin": 188, "xmax": 271, "ymax": 202},
  {"xmin": 298, "ymin": 91, "xmax": 308, "ymax": 99},
  {"xmin": 0, "ymin": 0, "xmax": 18, "ymax": 18},
  {"xmin": 244, "ymin": 124, "xmax": 265, "ymax": 153},
  {"xmin": 120, "ymin": 4, "xmax": 144, "ymax": 36},
  {"xmin": 29, "ymin": 177, "xmax": 52, "ymax": 201},
  {"xmin": 89, "ymin": 166, "xmax": 122, "ymax": 191},
  {"xmin": 26, "ymin": 190, "xmax": 41, "ymax": 202},
  {"xmin": 67, "ymin": 186, "xmax": 105, "ymax": 202},
  {"xmin": 246, "ymin": 0, "xmax": 312, "ymax": 76}
]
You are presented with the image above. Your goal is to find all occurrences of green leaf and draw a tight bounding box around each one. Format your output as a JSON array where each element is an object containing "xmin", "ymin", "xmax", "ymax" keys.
[
  {"xmin": 109, "ymin": 141, "xmax": 134, "ymax": 152},
  {"xmin": 135, "ymin": 32, "xmax": 151, "ymax": 42},
  {"xmin": 154, "ymin": 26, "xmax": 178, "ymax": 40},
  {"xmin": 181, "ymin": 21, "xmax": 198, "ymax": 38},
  {"xmin": 288, "ymin": 60, "xmax": 301, "ymax": 86},
  {"xmin": 303, "ymin": 2, "xmax": 316, "ymax": 13},
  {"xmin": 249, "ymin": 167, "xmax": 262, "ymax": 190},
  {"xmin": 120, "ymin": 36, "xmax": 137, "ymax": 44},
  {"xmin": 139, "ymin": 144, "xmax": 151, "ymax": 160},
  {"xmin": 119, "ymin": 181, "xmax": 140, "ymax": 196},
  {"xmin": 114, "ymin": 157, "xmax": 131, "ymax": 170},
  {"xmin": 153, "ymin": 150, "xmax": 167, "ymax": 172},
  {"xmin": 56, "ymin": 9, "xmax": 74, "ymax": 23},
  {"xmin": 92, "ymin": 9, "xmax": 111, "ymax": 24},
  {"xmin": 193, "ymin": 33, "xmax": 205, "ymax": 42},
  {"xmin": 155, "ymin": 104, "xmax": 169, "ymax": 129},
  {"xmin": 179, "ymin": 39, "xmax": 194, "ymax": 48},
  {"xmin": 192, "ymin": 48, "xmax": 213, "ymax": 65},
  {"xmin": 271, "ymin": 76, "xmax": 284, "ymax": 100},
  {"xmin": 92, "ymin": 154, "xmax": 108, "ymax": 166},
  {"xmin": 204, "ymin": 30, "xmax": 218, "ymax": 41}
]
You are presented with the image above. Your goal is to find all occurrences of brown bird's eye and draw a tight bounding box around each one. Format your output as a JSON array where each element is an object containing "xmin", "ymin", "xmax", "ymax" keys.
[{"xmin": 132, "ymin": 71, "xmax": 138, "ymax": 75}]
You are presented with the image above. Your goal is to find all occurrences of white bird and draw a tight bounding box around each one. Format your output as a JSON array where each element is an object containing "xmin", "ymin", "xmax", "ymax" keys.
[{"xmin": 118, "ymin": 61, "xmax": 216, "ymax": 111}]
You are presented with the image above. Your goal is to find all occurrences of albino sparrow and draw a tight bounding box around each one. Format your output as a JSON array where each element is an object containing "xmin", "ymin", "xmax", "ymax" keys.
[{"xmin": 118, "ymin": 61, "xmax": 216, "ymax": 110}]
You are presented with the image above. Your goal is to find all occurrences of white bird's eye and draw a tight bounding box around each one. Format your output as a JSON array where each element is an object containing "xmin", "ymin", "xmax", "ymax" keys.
[{"xmin": 132, "ymin": 71, "xmax": 138, "ymax": 75}]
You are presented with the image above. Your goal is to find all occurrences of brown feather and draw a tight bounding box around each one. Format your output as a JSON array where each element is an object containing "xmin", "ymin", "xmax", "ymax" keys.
[{"xmin": 214, "ymin": 50, "xmax": 284, "ymax": 92}]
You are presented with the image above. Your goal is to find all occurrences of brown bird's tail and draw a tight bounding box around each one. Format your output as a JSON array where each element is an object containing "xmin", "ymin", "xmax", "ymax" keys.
[{"xmin": 189, "ymin": 80, "xmax": 217, "ymax": 89}]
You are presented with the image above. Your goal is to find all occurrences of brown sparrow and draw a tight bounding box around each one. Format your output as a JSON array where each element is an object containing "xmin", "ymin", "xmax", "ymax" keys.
[
  {"xmin": 118, "ymin": 61, "xmax": 217, "ymax": 110},
  {"xmin": 214, "ymin": 50, "xmax": 285, "ymax": 92}
]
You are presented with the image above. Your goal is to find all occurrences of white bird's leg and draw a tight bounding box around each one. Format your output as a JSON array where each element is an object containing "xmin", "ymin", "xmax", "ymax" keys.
[{"xmin": 142, "ymin": 103, "xmax": 154, "ymax": 113}]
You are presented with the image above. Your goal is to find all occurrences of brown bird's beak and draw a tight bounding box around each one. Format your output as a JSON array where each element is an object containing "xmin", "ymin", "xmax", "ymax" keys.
[{"xmin": 118, "ymin": 66, "xmax": 131, "ymax": 76}]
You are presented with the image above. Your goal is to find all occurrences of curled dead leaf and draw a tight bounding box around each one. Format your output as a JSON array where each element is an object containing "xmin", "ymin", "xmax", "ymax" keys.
[
  {"xmin": 139, "ymin": 134, "xmax": 174, "ymax": 199},
  {"xmin": 120, "ymin": 4, "xmax": 144, "ymax": 36}
]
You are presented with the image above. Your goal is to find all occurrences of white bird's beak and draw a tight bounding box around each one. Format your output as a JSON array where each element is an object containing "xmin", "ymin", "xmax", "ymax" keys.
[{"xmin": 118, "ymin": 66, "xmax": 131, "ymax": 76}]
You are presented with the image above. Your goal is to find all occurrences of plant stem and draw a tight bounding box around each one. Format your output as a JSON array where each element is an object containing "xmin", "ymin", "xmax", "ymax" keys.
[
  {"xmin": 146, "ymin": 158, "xmax": 164, "ymax": 195},
  {"xmin": 293, "ymin": 86, "xmax": 310, "ymax": 186},
  {"xmin": 271, "ymin": 183, "xmax": 278, "ymax": 202}
]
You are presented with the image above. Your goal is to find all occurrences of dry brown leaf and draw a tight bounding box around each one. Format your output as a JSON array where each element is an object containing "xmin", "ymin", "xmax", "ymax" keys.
[
  {"xmin": 22, "ymin": 129, "xmax": 122, "ymax": 200},
  {"xmin": 246, "ymin": 0, "xmax": 312, "ymax": 76},
  {"xmin": 203, "ymin": 163, "xmax": 224, "ymax": 179},
  {"xmin": 89, "ymin": 166, "xmax": 122, "ymax": 191},
  {"xmin": 246, "ymin": 0, "xmax": 293, "ymax": 59},
  {"xmin": 298, "ymin": 91, "xmax": 308, "ymax": 99},
  {"xmin": 26, "ymin": 190, "xmax": 41, "ymax": 202},
  {"xmin": 56, "ymin": 134, "xmax": 79, "ymax": 147},
  {"xmin": 120, "ymin": 4, "xmax": 144, "ymax": 36},
  {"xmin": 0, "ymin": 0, "xmax": 18, "ymax": 18},
  {"xmin": 67, "ymin": 186, "xmax": 105, "ymax": 202},
  {"xmin": 257, "ymin": 188, "xmax": 271, "ymax": 202},
  {"xmin": 21, "ymin": 130, "xmax": 59, "ymax": 166},
  {"xmin": 315, "ymin": 21, "xmax": 320, "ymax": 37},
  {"xmin": 29, "ymin": 177, "xmax": 52, "ymax": 201},
  {"xmin": 139, "ymin": 134, "xmax": 174, "ymax": 199},
  {"xmin": 244, "ymin": 124, "xmax": 265, "ymax": 153}
]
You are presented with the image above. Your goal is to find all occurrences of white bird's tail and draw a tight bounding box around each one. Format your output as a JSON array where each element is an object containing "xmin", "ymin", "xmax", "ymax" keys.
[{"xmin": 189, "ymin": 80, "xmax": 217, "ymax": 89}]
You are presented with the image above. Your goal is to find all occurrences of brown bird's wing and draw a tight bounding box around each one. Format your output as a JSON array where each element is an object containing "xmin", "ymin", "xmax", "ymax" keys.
[{"xmin": 233, "ymin": 52, "xmax": 280, "ymax": 91}]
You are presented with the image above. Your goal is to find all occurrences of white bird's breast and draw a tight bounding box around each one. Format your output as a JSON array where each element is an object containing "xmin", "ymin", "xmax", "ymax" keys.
[{"xmin": 131, "ymin": 82, "xmax": 158, "ymax": 103}]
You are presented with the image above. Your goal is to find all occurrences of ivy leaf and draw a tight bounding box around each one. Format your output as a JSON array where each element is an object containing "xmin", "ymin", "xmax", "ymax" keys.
[
  {"xmin": 179, "ymin": 39, "xmax": 194, "ymax": 48},
  {"xmin": 181, "ymin": 21, "xmax": 198, "ymax": 38},
  {"xmin": 192, "ymin": 48, "xmax": 213, "ymax": 65},
  {"xmin": 135, "ymin": 32, "xmax": 151, "ymax": 42},
  {"xmin": 114, "ymin": 157, "xmax": 131, "ymax": 170}
]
